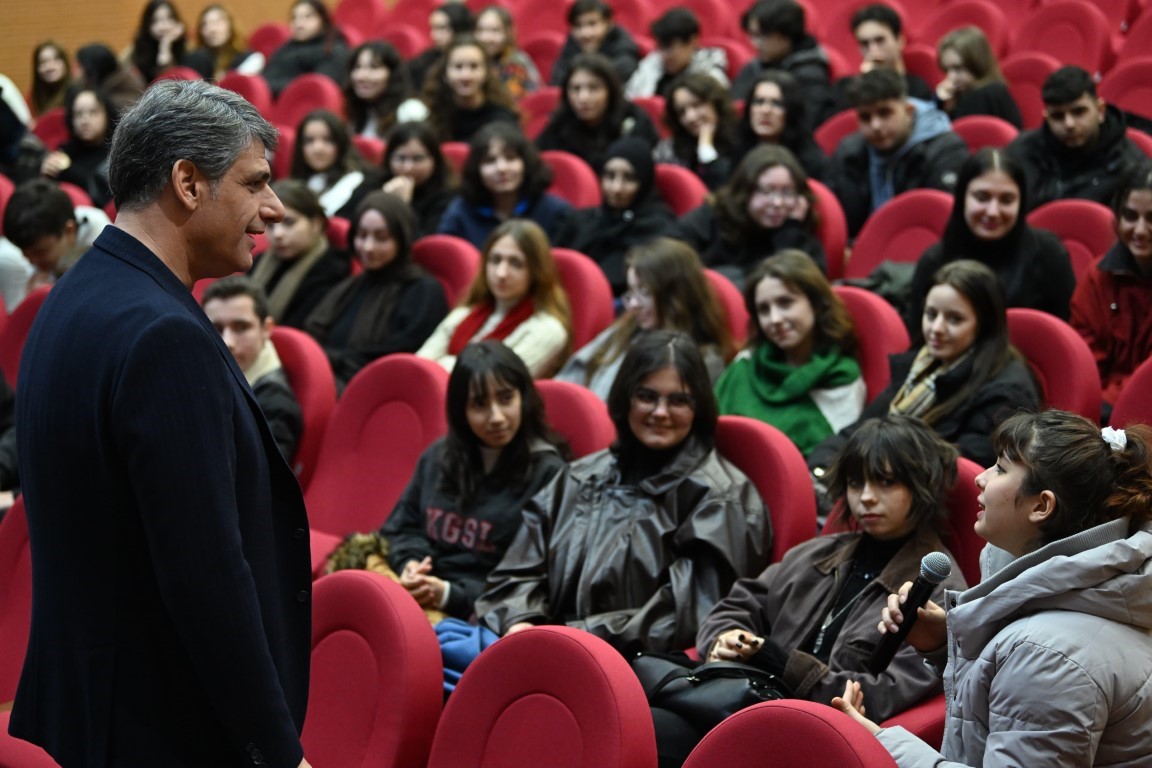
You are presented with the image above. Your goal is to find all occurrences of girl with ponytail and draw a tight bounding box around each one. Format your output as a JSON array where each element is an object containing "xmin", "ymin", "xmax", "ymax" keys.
[{"xmin": 836, "ymin": 409, "xmax": 1152, "ymax": 767}]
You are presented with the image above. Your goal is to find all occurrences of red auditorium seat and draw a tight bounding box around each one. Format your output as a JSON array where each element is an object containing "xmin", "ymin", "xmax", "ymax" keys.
[
  {"xmin": 843, "ymin": 189, "xmax": 953, "ymax": 281},
  {"xmin": 520, "ymin": 86, "xmax": 561, "ymax": 139},
  {"xmin": 914, "ymin": 0, "xmax": 1009, "ymax": 57},
  {"xmin": 270, "ymin": 327, "xmax": 337, "ymax": 491},
  {"xmin": 683, "ymin": 700, "xmax": 897, "ymax": 767},
  {"xmin": 30, "ymin": 108, "xmax": 68, "ymax": 150},
  {"xmin": 56, "ymin": 182, "xmax": 92, "ymax": 209},
  {"xmin": 1010, "ymin": 0, "xmax": 1116, "ymax": 76},
  {"xmin": 1127, "ymin": 128, "xmax": 1152, "ymax": 160},
  {"xmin": 536, "ymin": 379, "xmax": 616, "ymax": 458},
  {"xmin": 654, "ymin": 163, "xmax": 709, "ymax": 217},
  {"xmin": 704, "ymin": 268, "xmax": 749, "ymax": 349},
  {"xmin": 541, "ymin": 150, "xmax": 602, "ymax": 207},
  {"xmin": 814, "ymin": 107, "xmax": 858, "ymax": 157},
  {"xmin": 300, "ymin": 570, "xmax": 442, "ymax": 768},
  {"xmin": 880, "ymin": 694, "xmax": 948, "ymax": 751},
  {"xmin": 218, "ymin": 73, "xmax": 274, "ymax": 116},
  {"xmin": 377, "ymin": 22, "xmax": 428, "ymax": 58},
  {"xmin": 270, "ymin": 74, "xmax": 346, "ymax": 129},
  {"xmin": 717, "ymin": 415, "xmax": 817, "ymax": 563},
  {"xmin": 901, "ymin": 43, "xmax": 940, "ymax": 88},
  {"xmin": 632, "ymin": 96, "xmax": 670, "ymax": 139},
  {"xmin": 552, "ymin": 247, "xmax": 616, "ymax": 348},
  {"xmin": 304, "ymin": 354, "xmax": 449, "ymax": 572},
  {"xmin": 1110, "ymin": 355, "xmax": 1152, "ymax": 428},
  {"xmin": 272, "ymin": 124, "xmax": 296, "ymax": 180},
  {"xmin": 1001, "ymin": 51, "xmax": 1062, "ymax": 130},
  {"xmin": 426, "ymin": 626, "xmax": 657, "ymax": 768},
  {"xmin": 1026, "ymin": 198, "xmax": 1114, "ymax": 280},
  {"xmin": 810, "ymin": 178, "xmax": 849, "ymax": 280},
  {"xmin": 325, "ymin": 216, "xmax": 351, "ymax": 250},
  {"xmin": 951, "ymin": 115, "xmax": 1019, "ymax": 152},
  {"xmin": 522, "ymin": 33, "xmax": 567, "ymax": 84},
  {"xmin": 1099, "ymin": 57, "xmax": 1152, "ymax": 131},
  {"xmin": 1118, "ymin": 10, "xmax": 1152, "ymax": 61},
  {"xmin": 833, "ymin": 285, "xmax": 910, "ymax": 403},
  {"xmin": 351, "ymin": 135, "xmax": 385, "ymax": 166},
  {"xmin": 333, "ymin": 0, "xmax": 387, "ymax": 35},
  {"xmin": 0, "ymin": 285, "xmax": 50, "ymax": 389},
  {"xmin": 411, "ymin": 234, "xmax": 482, "ymax": 307},
  {"xmin": 248, "ymin": 22, "xmax": 292, "ymax": 59},
  {"xmin": 0, "ymin": 173, "xmax": 14, "ymax": 236},
  {"xmin": 1007, "ymin": 308, "xmax": 1102, "ymax": 422},
  {"xmin": 380, "ymin": 0, "xmax": 439, "ymax": 30},
  {"xmin": 439, "ymin": 141, "xmax": 468, "ymax": 174},
  {"xmin": 701, "ymin": 36, "xmax": 755, "ymax": 80}
]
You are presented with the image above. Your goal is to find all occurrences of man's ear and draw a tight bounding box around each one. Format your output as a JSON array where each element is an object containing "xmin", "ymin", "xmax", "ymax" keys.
[
  {"xmin": 61, "ymin": 218, "xmax": 78, "ymax": 245},
  {"xmin": 1028, "ymin": 489, "xmax": 1057, "ymax": 525},
  {"xmin": 904, "ymin": 100, "xmax": 916, "ymax": 120},
  {"xmin": 1096, "ymin": 97, "xmax": 1107, "ymax": 123},
  {"xmin": 170, "ymin": 159, "xmax": 201, "ymax": 212}
]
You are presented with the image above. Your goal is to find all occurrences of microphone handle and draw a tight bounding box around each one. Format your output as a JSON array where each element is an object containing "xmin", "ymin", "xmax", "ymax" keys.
[{"xmin": 866, "ymin": 575, "xmax": 937, "ymax": 675}]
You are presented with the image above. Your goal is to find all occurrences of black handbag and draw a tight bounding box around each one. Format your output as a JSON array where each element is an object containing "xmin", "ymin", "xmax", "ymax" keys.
[{"xmin": 632, "ymin": 652, "xmax": 794, "ymax": 732}]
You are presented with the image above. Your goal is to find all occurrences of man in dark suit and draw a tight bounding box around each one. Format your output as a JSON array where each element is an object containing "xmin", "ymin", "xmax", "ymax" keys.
[{"xmin": 10, "ymin": 80, "xmax": 313, "ymax": 767}]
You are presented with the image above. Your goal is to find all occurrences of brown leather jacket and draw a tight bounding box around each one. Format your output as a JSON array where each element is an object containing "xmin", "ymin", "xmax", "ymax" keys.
[{"xmin": 697, "ymin": 528, "xmax": 968, "ymax": 721}]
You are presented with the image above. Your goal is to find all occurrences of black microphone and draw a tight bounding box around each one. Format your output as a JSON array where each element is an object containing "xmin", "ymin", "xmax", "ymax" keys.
[{"xmin": 867, "ymin": 551, "xmax": 952, "ymax": 675}]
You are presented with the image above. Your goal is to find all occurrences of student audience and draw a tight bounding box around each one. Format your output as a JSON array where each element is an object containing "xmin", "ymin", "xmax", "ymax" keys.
[
  {"xmin": 40, "ymin": 87, "xmax": 116, "ymax": 209},
  {"xmin": 306, "ymin": 192, "xmax": 447, "ymax": 389},
  {"xmin": 1, "ymin": 178, "xmax": 110, "ymax": 301},
  {"xmin": 29, "ymin": 42, "xmax": 72, "ymax": 116},
  {"xmin": 550, "ymin": 0, "xmax": 641, "ymax": 87},
  {"xmin": 288, "ymin": 109, "xmax": 374, "ymax": 219},
  {"xmin": 907, "ymin": 149, "xmax": 1075, "ymax": 330},
  {"xmin": 382, "ymin": 340, "xmax": 567, "ymax": 620},
  {"xmin": 343, "ymin": 41, "xmax": 426, "ymax": 140},
  {"xmin": 828, "ymin": 68, "xmax": 967, "ymax": 237},
  {"xmin": 808, "ymin": 259, "xmax": 1039, "ymax": 473},
  {"xmin": 1006, "ymin": 65, "xmax": 1148, "ymax": 210},
  {"xmin": 715, "ymin": 250, "xmax": 864, "ymax": 456},
  {"xmin": 201, "ymin": 277, "xmax": 303, "ymax": 463},
  {"xmin": 183, "ymin": 4, "xmax": 264, "ymax": 80},
  {"xmin": 422, "ymin": 35, "xmax": 518, "ymax": 143},
  {"xmin": 653, "ymin": 72, "xmax": 739, "ymax": 190},
  {"xmin": 477, "ymin": 330, "xmax": 768, "ymax": 654},
  {"xmin": 934, "ymin": 26, "xmax": 1021, "ymax": 128},
  {"xmin": 653, "ymin": 415, "xmax": 967, "ymax": 767},
  {"xmin": 735, "ymin": 71, "xmax": 828, "ymax": 180},
  {"xmin": 1071, "ymin": 168, "xmax": 1152, "ymax": 407},
  {"xmin": 553, "ymin": 136, "xmax": 675, "ymax": 296},
  {"xmin": 379, "ymin": 121, "xmax": 457, "ymax": 238},
  {"xmin": 407, "ymin": 2, "xmax": 475, "ymax": 95},
  {"xmin": 438, "ymin": 122, "xmax": 571, "ymax": 249},
  {"xmin": 839, "ymin": 410, "xmax": 1152, "ymax": 768},
  {"xmin": 126, "ymin": 0, "xmax": 189, "ymax": 84},
  {"xmin": 248, "ymin": 180, "xmax": 348, "ymax": 330},
  {"xmin": 625, "ymin": 8, "xmax": 729, "ymax": 100},
  {"xmin": 732, "ymin": 0, "xmax": 833, "ymax": 128},
  {"xmin": 536, "ymin": 52, "xmax": 660, "ymax": 172},
  {"xmin": 474, "ymin": 5, "xmax": 541, "ymax": 101},
  {"xmin": 418, "ymin": 219, "xmax": 572, "ymax": 376},
  {"xmin": 556, "ymin": 238, "xmax": 733, "ymax": 399},
  {"xmin": 263, "ymin": 0, "xmax": 348, "ymax": 97},
  {"xmin": 674, "ymin": 145, "xmax": 826, "ymax": 283}
]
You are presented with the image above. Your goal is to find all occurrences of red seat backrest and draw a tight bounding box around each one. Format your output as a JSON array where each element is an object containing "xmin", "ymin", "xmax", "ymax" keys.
[
  {"xmin": 271, "ymin": 74, "xmax": 346, "ymax": 130},
  {"xmin": 0, "ymin": 497, "xmax": 32, "ymax": 702},
  {"xmin": 952, "ymin": 115, "xmax": 1020, "ymax": 153},
  {"xmin": 1110, "ymin": 355, "xmax": 1152, "ymax": 429},
  {"xmin": 810, "ymin": 178, "xmax": 849, "ymax": 279},
  {"xmin": 30, "ymin": 108, "xmax": 69, "ymax": 151},
  {"xmin": 270, "ymin": 327, "xmax": 338, "ymax": 492},
  {"xmin": 1006, "ymin": 307, "xmax": 1102, "ymax": 422},
  {"xmin": 1001, "ymin": 50, "xmax": 1062, "ymax": 130},
  {"xmin": 1025, "ymin": 198, "xmax": 1114, "ymax": 281},
  {"xmin": 552, "ymin": 247, "xmax": 616, "ymax": 348},
  {"xmin": 814, "ymin": 108, "xmax": 858, "ymax": 157},
  {"xmin": 541, "ymin": 150, "xmax": 602, "ymax": 208},
  {"xmin": 833, "ymin": 285, "xmax": 910, "ymax": 403},
  {"xmin": 654, "ymin": 163, "xmax": 709, "ymax": 217},
  {"xmin": 705, "ymin": 269, "xmax": 749, "ymax": 350},
  {"xmin": 0, "ymin": 285, "xmax": 51, "ymax": 390},
  {"xmin": 536, "ymin": 379, "xmax": 616, "ymax": 458},
  {"xmin": 411, "ymin": 234, "xmax": 482, "ymax": 308},
  {"xmin": 1010, "ymin": 0, "xmax": 1115, "ymax": 76},
  {"xmin": 218, "ymin": 73, "xmax": 275, "ymax": 117},
  {"xmin": 845, "ymin": 189, "xmax": 953, "ymax": 280},
  {"xmin": 301, "ymin": 570, "xmax": 442, "ymax": 768}
]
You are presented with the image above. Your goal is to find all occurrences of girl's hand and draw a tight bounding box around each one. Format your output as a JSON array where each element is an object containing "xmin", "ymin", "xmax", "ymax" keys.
[
  {"xmin": 878, "ymin": 580, "xmax": 948, "ymax": 654},
  {"xmin": 383, "ymin": 175, "xmax": 415, "ymax": 203},
  {"xmin": 831, "ymin": 679, "xmax": 882, "ymax": 735}
]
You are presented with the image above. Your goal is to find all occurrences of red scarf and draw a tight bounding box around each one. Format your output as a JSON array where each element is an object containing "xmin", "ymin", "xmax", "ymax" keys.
[{"xmin": 447, "ymin": 297, "xmax": 537, "ymax": 355}]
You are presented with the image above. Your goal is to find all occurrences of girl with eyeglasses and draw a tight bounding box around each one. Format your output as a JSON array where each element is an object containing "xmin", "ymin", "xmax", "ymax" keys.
[
  {"xmin": 555, "ymin": 238, "xmax": 733, "ymax": 400},
  {"xmin": 734, "ymin": 71, "xmax": 828, "ymax": 181},
  {"xmin": 379, "ymin": 121, "xmax": 456, "ymax": 238},
  {"xmin": 477, "ymin": 330, "xmax": 768, "ymax": 654},
  {"xmin": 672, "ymin": 144, "xmax": 826, "ymax": 287},
  {"xmin": 1070, "ymin": 167, "xmax": 1152, "ymax": 410}
]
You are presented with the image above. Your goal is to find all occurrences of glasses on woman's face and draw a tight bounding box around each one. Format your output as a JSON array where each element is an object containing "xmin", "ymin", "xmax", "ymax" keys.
[
  {"xmin": 632, "ymin": 387, "xmax": 695, "ymax": 413},
  {"xmin": 754, "ymin": 187, "xmax": 798, "ymax": 205},
  {"xmin": 622, "ymin": 287, "xmax": 654, "ymax": 307}
]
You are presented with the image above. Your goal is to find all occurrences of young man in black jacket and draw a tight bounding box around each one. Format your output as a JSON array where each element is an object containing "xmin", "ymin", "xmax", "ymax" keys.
[{"xmin": 1006, "ymin": 65, "xmax": 1149, "ymax": 211}]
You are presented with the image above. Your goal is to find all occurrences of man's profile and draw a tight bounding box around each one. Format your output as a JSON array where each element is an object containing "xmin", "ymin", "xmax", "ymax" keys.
[{"xmin": 10, "ymin": 79, "xmax": 313, "ymax": 768}]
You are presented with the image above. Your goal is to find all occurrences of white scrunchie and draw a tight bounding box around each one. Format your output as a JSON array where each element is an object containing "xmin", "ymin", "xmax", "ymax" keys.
[{"xmin": 1102, "ymin": 426, "xmax": 1127, "ymax": 452}]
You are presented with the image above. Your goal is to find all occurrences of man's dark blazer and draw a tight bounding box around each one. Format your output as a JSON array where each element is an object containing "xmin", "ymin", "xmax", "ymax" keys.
[{"xmin": 9, "ymin": 227, "xmax": 312, "ymax": 767}]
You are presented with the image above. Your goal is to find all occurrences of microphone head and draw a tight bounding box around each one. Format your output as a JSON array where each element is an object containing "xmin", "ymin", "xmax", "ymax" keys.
[{"xmin": 920, "ymin": 551, "xmax": 952, "ymax": 584}]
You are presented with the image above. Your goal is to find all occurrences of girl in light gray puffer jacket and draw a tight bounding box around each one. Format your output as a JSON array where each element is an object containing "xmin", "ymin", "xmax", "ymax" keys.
[{"xmin": 836, "ymin": 409, "xmax": 1152, "ymax": 768}]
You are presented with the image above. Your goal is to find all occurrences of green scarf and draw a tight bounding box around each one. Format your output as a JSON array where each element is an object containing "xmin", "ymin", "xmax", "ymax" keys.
[{"xmin": 715, "ymin": 343, "xmax": 862, "ymax": 455}]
